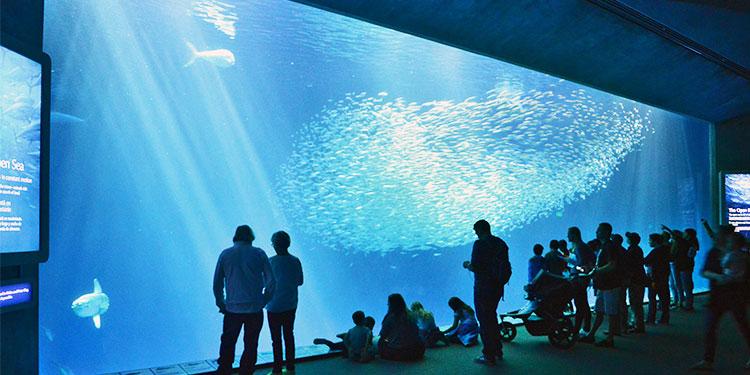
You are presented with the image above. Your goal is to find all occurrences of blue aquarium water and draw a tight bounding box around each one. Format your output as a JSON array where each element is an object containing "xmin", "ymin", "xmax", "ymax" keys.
[{"xmin": 41, "ymin": 0, "xmax": 711, "ymax": 374}]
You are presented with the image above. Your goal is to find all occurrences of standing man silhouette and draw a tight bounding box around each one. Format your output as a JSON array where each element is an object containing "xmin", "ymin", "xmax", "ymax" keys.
[
  {"xmin": 214, "ymin": 225, "xmax": 275, "ymax": 375},
  {"xmin": 463, "ymin": 220, "xmax": 510, "ymax": 365}
]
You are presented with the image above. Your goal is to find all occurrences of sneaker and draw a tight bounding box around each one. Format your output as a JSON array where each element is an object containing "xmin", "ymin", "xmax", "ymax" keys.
[
  {"xmin": 594, "ymin": 339, "xmax": 614, "ymax": 348},
  {"xmin": 579, "ymin": 329, "xmax": 589, "ymax": 337},
  {"xmin": 474, "ymin": 355, "xmax": 496, "ymax": 366},
  {"xmin": 578, "ymin": 334, "xmax": 594, "ymax": 343},
  {"xmin": 690, "ymin": 360, "xmax": 714, "ymax": 371}
]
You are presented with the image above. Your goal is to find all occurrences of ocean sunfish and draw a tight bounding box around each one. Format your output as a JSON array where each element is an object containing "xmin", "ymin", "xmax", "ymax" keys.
[
  {"xmin": 71, "ymin": 278, "xmax": 110, "ymax": 329},
  {"xmin": 184, "ymin": 42, "xmax": 235, "ymax": 68}
]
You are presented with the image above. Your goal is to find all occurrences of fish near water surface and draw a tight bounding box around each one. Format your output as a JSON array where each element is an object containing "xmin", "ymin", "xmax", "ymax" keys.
[{"xmin": 184, "ymin": 42, "xmax": 235, "ymax": 68}]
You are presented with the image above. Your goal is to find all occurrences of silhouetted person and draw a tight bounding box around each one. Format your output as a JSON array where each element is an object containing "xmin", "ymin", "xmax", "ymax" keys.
[
  {"xmin": 567, "ymin": 227, "xmax": 595, "ymax": 335},
  {"xmin": 378, "ymin": 293, "xmax": 425, "ymax": 361},
  {"xmin": 213, "ymin": 225, "xmax": 275, "ymax": 375},
  {"xmin": 663, "ymin": 225, "xmax": 688, "ymax": 309},
  {"xmin": 659, "ymin": 227, "xmax": 680, "ymax": 308},
  {"xmin": 313, "ymin": 311, "xmax": 375, "ymax": 362},
  {"xmin": 644, "ymin": 234, "xmax": 670, "ymax": 324},
  {"xmin": 588, "ymin": 239, "xmax": 602, "ymax": 255},
  {"xmin": 692, "ymin": 233, "xmax": 750, "ymax": 371},
  {"xmin": 625, "ymin": 232, "xmax": 647, "ymax": 334},
  {"xmin": 559, "ymin": 239, "xmax": 569, "ymax": 256},
  {"xmin": 463, "ymin": 220, "xmax": 510, "ymax": 365},
  {"xmin": 613, "ymin": 234, "xmax": 629, "ymax": 335},
  {"xmin": 266, "ymin": 231, "xmax": 303, "ymax": 374},
  {"xmin": 681, "ymin": 228, "xmax": 698, "ymax": 311},
  {"xmin": 528, "ymin": 244, "xmax": 546, "ymax": 284},
  {"xmin": 580, "ymin": 223, "xmax": 619, "ymax": 348},
  {"xmin": 545, "ymin": 239, "xmax": 568, "ymax": 276},
  {"xmin": 441, "ymin": 297, "xmax": 479, "ymax": 346}
]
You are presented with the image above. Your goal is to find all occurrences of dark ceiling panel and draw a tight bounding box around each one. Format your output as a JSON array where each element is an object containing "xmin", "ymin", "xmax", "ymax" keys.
[{"xmin": 289, "ymin": 0, "xmax": 750, "ymax": 123}]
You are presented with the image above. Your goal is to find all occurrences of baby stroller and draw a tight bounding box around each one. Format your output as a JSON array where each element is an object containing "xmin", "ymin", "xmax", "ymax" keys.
[{"xmin": 498, "ymin": 271, "xmax": 582, "ymax": 349}]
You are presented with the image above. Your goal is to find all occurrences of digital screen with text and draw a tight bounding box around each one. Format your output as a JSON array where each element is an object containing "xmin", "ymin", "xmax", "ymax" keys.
[
  {"xmin": 0, "ymin": 282, "xmax": 33, "ymax": 308},
  {"xmin": 725, "ymin": 174, "xmax": 750, "ymax": 238},
  {"xmin": 0, "ymin": 46, "xmax": 42, "ymax": 253}
]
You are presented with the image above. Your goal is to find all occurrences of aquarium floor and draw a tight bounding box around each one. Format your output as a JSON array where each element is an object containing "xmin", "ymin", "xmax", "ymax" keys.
[
  {"xmin": 115, "ymin": 294, "xmax": 749, "ymax": 374},
  {"xmin": 265, "ymin": 294, "xmax": 748, "ymax": 375}
]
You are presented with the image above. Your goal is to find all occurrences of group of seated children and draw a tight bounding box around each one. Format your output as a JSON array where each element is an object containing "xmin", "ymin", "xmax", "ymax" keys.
[{"xmin": 314, "ymin": 294, "xmax": 481, "ymax": 362}]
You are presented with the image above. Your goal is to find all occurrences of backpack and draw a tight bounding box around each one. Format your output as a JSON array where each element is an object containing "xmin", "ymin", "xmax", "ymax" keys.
[{"xmin": 496, "ymin": 238, "xmax": 512, "ymax": 286}]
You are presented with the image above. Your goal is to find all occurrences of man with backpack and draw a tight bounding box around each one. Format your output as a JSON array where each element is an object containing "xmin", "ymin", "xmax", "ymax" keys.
[{"xmin": 463, "ymin": 220, "xmax": 511, "ymax": 366}]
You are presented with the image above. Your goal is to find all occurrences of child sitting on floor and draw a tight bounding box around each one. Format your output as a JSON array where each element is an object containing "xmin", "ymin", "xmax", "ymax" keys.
[
  {"xmin": 411, "ymin": 301, "xmax": 449, "ymax": 347},
  {"xmin": 441, "ymin": 297, "xmax": 479, "ymax": 346},
  {"xmin": 313, "ymin": 311, "xmax": 376, "ymax": 362}
]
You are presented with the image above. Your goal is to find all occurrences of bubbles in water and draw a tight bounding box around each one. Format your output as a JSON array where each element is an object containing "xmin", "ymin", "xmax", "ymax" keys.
[{"xmin": 276, "ymin": 86, "xmax": 653, "ymax": 254}]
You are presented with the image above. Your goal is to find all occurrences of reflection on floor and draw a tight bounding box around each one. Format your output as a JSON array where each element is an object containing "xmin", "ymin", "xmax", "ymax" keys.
[{"xmin": 104, "ymin": 344, "xmax": 336, "ymax": 374}]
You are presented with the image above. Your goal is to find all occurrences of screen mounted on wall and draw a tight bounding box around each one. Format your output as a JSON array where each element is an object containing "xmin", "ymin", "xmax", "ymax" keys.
[
  {"xmin": 723, "ymin": 172, "xmax": 750, "ymax": 238},
  {"xmin": 0, "ymin": 34, "xmax": 50, "ymax": 265}
]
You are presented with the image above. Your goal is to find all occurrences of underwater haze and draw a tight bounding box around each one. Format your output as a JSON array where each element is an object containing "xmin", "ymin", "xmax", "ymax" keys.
[{"xmin": 41, "ymin": 0, "xmax": 710, "ymax": 374}]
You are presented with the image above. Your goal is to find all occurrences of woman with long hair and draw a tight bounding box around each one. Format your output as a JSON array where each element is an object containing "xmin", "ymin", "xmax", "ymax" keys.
[
  {"xmin": 378, "ymin": 294, "xmax": 426, "ymax": 361},
  {"xmin": 441, "ymin": 297, "xmax": 479, "ymax": 347}
]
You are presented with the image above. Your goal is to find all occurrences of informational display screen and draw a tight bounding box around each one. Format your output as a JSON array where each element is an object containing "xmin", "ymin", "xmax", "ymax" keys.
[
  {"xmin": 724, "ymin": 173, "xmax": 750, "ymax": 238},
  {"xmin": 0, "ymin": 36, "xmax": 49, "ymax": 265},
  {"xmin": 0, "ymin": 282, "xmax": 33, "ymax": 309}
]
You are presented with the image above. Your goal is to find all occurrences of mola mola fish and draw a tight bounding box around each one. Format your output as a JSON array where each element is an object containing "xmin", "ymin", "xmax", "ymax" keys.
[
  {"xmin": 184, "ymin": 42, "xmax": 235, "ymax": 68},
  {"xmin": 71, "ymin": 278, "xmax": 109, "ymax": 329}
]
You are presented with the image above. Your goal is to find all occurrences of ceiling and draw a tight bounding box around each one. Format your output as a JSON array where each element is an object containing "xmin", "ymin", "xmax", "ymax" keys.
[{"xmin": 290, "ymin": 0, "xmax": 749, "ymax": 123}]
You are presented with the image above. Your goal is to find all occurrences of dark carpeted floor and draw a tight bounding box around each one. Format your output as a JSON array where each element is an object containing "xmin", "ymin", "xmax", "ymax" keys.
[{"xmin": 284, "ymin": 294, "xmax": 750, "ymax": 375}]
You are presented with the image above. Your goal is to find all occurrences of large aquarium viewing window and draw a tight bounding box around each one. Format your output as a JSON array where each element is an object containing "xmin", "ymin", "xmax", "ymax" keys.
[{"xmin": 42, "ymin": 0, "xmax": 710, "ymax": 374}]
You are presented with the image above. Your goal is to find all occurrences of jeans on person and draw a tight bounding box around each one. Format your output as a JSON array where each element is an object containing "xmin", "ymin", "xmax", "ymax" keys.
[
  {"xmin": 628, "ymin": 285, "xmax": 645, "ymax": 330},
  {"xmin": 268, "ymin": 309, "xmax": 297, "ymax": 373},
  {"xmin": 669, "ymin": 263, "xmax": 684, "ymax": 305},
  {"xmin": 573, "ymin": 282, "xmax": 592, "ymax": 333},
  {"xmin": 679, "ymin": 271, "xmax": 694, "ymax": 309},
  {"xmin": 704, "ymin": 294, "xmax": 750, "ymax": 362},
  {"xmin": 647, "ymin": 281, "xmax": 670, "ymax": 323},
  {"xmin": 218, "ymin": 311, "xmax": 264, "ymax": 375},
  {"xmin": 474, "ymin": 283, "xmax": 503, "ymax": 359},
  {"xmin": 618, "ymin": 285, "xmax": 629, "ymax": 331}
]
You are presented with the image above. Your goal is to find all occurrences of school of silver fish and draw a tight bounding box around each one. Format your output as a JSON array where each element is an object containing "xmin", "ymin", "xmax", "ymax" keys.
[{"xmin": 276, "ymin": 86, "xmax": 653, "ymax": 254}]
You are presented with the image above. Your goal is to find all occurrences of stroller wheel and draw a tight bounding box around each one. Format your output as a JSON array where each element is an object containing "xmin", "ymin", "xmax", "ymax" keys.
[
  {"xmin": 499, "ymin": 321, "xmax": 517, "ymax": 342},
  {"xmin": 548, "ymin": 318, "xmax": 576, "ymax": 349}
]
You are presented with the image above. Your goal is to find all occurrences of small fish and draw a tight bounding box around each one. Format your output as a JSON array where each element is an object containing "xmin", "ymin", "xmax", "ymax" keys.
[
  {"xmin": 184, "ymin": 42, "xmax": 235, "ymax": 68},
  {"xmin": 41, "ymin": 325, "xmax": 54, "ymax": 342}
]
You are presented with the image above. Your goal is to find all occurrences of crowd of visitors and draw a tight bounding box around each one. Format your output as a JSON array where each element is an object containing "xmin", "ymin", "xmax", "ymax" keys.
[{"xmin": 212, "ymin": 219, "xmax": 750, "ymax": 374}]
